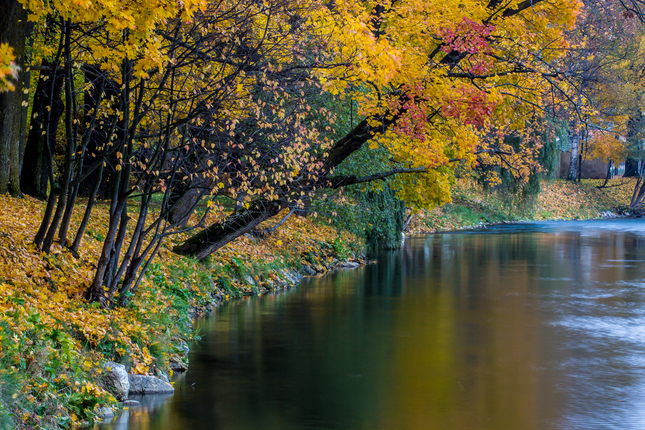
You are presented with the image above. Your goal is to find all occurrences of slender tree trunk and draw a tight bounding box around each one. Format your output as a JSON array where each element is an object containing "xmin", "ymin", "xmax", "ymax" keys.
[
  {"xmin": 0, "ymin": 0, "xmax": 28, "ymax": 196},
  {"xmin": 78, "ymin": 65, "xmax": 118, "ymax": 199},
  {"xmin": 70, "ymin": 162, "xmax": 103, "ymax": 254},
  {"xmin": 42, "ymin": 21, "xmax": 75, "ymax": 253},
  {"xmin": 34, "ymin": 187, "xmax": 59, "ymax": 245},
  {"xmin": 568, "ymin": 130, "xmax": 580, "ymax": 181},
  {"xmin": 87, "ymin": 198, "xmax": 126, "ymax": 304}
]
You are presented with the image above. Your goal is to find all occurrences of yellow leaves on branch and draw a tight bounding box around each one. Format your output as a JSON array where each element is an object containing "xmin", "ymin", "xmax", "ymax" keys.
[
  {"xmin": 20, "ymin": 0, "xmax": 206, "ymax": 69},
  {"xmin": 310, "ymin": 0, "xmax": 581, "ymax": 208},
  {"xmin": 587, "ymin": 130, "xmax": 627, "ymax": 164},
  {"xmin": 0, "ymin": 43, "xmax": 18, "ymax": 92}
]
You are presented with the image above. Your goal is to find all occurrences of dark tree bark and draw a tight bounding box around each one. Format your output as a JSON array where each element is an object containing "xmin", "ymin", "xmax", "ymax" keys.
[
  {"xmin": 77, "ymin": 65, "xmax": 119, "ymax": 199},
  {"xmin": 168, "ymin": 176, "xmax": 214, "ymax": 227},
  {"xmin": 0, "ymin": 0, "xmax": 28, "ymax": 196},
  {"xmin": 21, "ymin": 63, "xmax": 65, "ymax": 199},
  {"xmin": 41, "ymin": 21, "xmax": 75, "ymax": 253},
  {"xmin": 173, "ymin": 200, "xmax": 286, "ymax": 260}
]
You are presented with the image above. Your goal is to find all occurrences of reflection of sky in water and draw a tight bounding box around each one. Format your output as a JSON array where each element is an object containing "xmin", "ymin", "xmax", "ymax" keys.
[
  {"xmin": 547, "ymin": 259, "xmax": 645, "ymax": 430},
  {"xmin": 460, "ymin": 219, "xmax": 645, "ymax": 236}
]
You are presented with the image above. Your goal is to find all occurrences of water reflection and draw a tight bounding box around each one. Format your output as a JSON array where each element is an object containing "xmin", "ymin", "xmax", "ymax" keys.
[{"xmin": 94, "ymin": 219, "xmax": 645, "ymax": 430}]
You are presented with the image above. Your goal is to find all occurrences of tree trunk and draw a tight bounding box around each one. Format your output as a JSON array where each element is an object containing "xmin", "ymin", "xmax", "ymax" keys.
[
  {"xmin": 42, "ymin": 21, "xmax": 75, "ymax": 253},
  {"xmin": 173, "ymin": 200, "xmax": 285, "ymax": 260},
  {"xmin": 168, "ymin": 176, "xmax": 213, "ymax": 226},
  {"xmin": 21, "ymin": 64, "xmax": 65, "ymax": 199},
  {"xmin": 71, "ymin": 162, "xmax": 103, "ymax": 254},
  {"xmin": 173, "ymin": 115, "xmax": 397, "ymax": 260},
  {"xmin": 77, "ymin": 65, "xmax": 119, "ymax": 199},
  {"xmin": 568, "ymin": 130, "xmax": 580, "ymax": 181},
  {"xmin": 0, "ymin": 0, "xmax": 27, "ymax": 196}
]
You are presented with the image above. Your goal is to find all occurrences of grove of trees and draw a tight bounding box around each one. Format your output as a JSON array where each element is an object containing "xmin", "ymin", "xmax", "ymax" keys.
[{"xmin": 2, "ymin": 0, "xmax": 633, "ymax": 305}]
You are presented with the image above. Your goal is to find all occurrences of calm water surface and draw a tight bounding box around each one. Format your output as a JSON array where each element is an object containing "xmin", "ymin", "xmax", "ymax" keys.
[{"xmin": 96, "ymin": 219, "xmax": 645, "ymax": 430}]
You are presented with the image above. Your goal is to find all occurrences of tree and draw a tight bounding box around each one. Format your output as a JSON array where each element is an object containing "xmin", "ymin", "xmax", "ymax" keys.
[
  {"xmin": 174, "ymin": 0, "xmax": 582, "ymax": 260},
  {"xmin": 20, "ymin": 0, "xmax": 583, "ymax": 305},
  {"xmin": 0, "ymin": 0, "xmax": 28, "ymax": 196}
]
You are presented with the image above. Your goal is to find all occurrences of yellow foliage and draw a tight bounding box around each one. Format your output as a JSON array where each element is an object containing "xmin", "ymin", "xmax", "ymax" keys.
[
  {"xmin": 0, "ymin": 43, "xmax": 18, "ymax": 92},
  {"xmin": 587, "ymin": 131, "xmax": 627, "ymax": 164}
]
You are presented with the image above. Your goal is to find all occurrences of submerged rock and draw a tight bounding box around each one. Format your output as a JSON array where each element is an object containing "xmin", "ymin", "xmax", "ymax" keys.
[
  {"xmin": 302, "ymin": 265, "xmax": 316, "ymax": 276},
  {"xmin": 96, "ymin": 406, "xmax": 114, "ymax": 419},
  {"xmin": 338, "ymin": 261, "xmax": 360, "ymax": 269},
  {"xmin": 170, "ymin": 357, "xmax": 188, "ymax": 372},
  {"xmin": 128, "ymin": 374, "xmax": 174, "ymax": 394},
  {"xmin": 102, "ymin": 362, "xmax": 129, "ymax": 401}
]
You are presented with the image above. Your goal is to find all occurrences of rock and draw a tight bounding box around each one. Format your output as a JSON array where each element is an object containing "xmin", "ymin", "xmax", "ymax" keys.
[
  {"xmin": 157, "ymin": 371, "xmax": 169, "ymax": 383},
  {"xmin": 96, "ymin": 406, "xmax": 114, "ymax": 419},
  {"xmin": 302, "ymin": 265, "xmax": 316, "ymax": 276},
  {"xmin": 128, "ymin": 375, "xmax": 174, "ymax": 395},
  {"xmin": 243, "ymin": 275, "xmax": 256, "ymax": 286},
  {"xmin": 280, "ymin": 269, "xmax": 293, "ymax": 283},
  {"xmin": 175, "ymin": 340, "xmax": 189, "ymax": 355},
  {"xmin": 600, "ymin": 211, "xmax": 620, "ymax": 219},
  {"xmin": 102, "ymin": 362, "xmax": 129, "ymax": 401},
  {"xmin": 289, "ymin": 271, "xmax": 303, "ymax": 282},
  {"xmin": 169, "ymin": 358, "xmax": 188, "ymax": 372},
  {"xmin": 123, "ymin": 399, "xmax": 140, "ymax": 407},
  {"xmin": 338, "ymin": 261, "xmax": 360, "ymax": 269}
]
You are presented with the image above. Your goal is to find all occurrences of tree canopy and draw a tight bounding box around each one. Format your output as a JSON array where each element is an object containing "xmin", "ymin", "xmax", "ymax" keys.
[{"xmin": 0, "ymin": 0, "xmax": 592, "ymax": 303}]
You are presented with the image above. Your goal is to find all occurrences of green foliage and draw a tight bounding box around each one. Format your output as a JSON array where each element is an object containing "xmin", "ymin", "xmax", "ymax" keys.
[
  {"xmin": 540, "ymin": 120, "xmax": 567, "ymax": 179},
  {"xmin": 313, "ymin": 184, "xmax": 406, "ymax": 250}
]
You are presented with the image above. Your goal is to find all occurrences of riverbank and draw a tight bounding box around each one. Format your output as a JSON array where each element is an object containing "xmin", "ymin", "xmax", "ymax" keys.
[
  {"xmin": 0, "ymin": 195, "xmax": 363, "ymax": 429},
  {"xmin": 0, "ymin": 177, "xmax": 632, "ymax": 428},
  {"xmin": 407, "ymin": 178, "xmax": 635, "ymax": 234}
]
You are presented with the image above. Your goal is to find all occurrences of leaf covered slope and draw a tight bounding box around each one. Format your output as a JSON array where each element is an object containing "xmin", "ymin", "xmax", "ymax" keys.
[{"xmin": 0, "ymin": 194, "xmax": 360, "ymax": 428}]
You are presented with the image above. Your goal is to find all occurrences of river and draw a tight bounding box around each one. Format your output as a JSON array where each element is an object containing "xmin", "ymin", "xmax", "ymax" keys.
[{"xmin": 93, "ymin": 219, "xmax": 645, "ymax": 430}]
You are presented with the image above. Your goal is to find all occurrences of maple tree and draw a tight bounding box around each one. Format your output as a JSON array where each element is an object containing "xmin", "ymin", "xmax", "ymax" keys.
[{"xmin": 11, "ymin": 0, "xmax": 349, "ymax": 304}]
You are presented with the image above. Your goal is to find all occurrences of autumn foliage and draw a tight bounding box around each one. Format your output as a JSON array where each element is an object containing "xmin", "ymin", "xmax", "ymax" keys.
[
  {"xmin": 0, "ymin": 192, "xmax": 360, "ymax": 426},
  {"xmin": 0, "ymin": 44, "xmax": 17, "ymax": 92}
]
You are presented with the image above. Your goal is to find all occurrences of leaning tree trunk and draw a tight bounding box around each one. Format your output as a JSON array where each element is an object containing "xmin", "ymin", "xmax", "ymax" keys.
[
  {"xmin": 0, "ymin": 0, "xmax": 28, "ymax": 196},
  {"xmin": 173, "ymin": 200, "xmax": 286, "ymax": 260},
  {"xmin": 173, "ymin": 116, "xmax": 396, "ymax": 260}
]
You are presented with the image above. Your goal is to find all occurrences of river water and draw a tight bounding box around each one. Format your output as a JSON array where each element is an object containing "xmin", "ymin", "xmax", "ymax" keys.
[{"xmin": 95, "ymin": 219, "xmax": 645, "ymax": 430}]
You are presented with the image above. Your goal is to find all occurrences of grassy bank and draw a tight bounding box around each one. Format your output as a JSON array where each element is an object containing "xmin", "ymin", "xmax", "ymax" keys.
[
  {"xmin": 0, "ymin": 195, "xmax": 362, "ymax": 429},
  {"xmin": 408, "ymin": 178, "xmax": 635, "ymax": 234}
]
